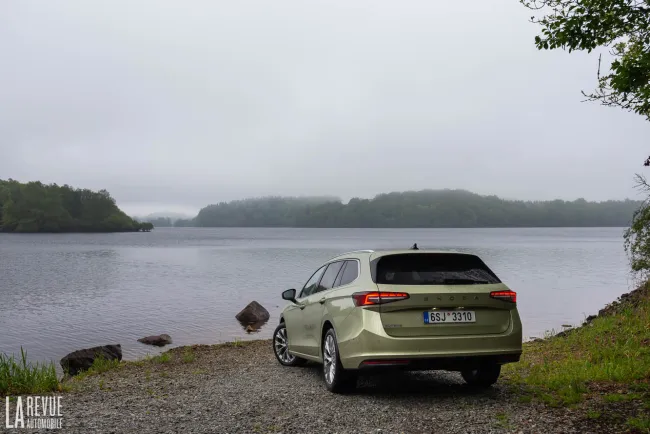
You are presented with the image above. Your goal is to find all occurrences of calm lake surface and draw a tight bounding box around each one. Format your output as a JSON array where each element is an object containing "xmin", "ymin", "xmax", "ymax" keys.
[{"xmin": 0, "ymin": 227, "xmax": 634, "ymax": 365}]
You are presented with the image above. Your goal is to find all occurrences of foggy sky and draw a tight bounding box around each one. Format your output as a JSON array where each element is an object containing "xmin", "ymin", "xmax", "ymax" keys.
[{"xmin": 1, "ymin": 0, "xmax": 648, "ymax": 216}]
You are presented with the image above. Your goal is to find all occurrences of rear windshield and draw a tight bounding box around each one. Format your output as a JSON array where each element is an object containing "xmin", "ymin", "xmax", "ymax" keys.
[{"xmin": 373, "ymin": 253, "xmax": 501, "ymax": 285}]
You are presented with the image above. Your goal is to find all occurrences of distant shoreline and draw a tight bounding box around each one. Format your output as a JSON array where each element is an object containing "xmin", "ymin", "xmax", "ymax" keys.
[
  {"xmin": 186, "ymin": 190, "xmax": 641, "ymax": 229},
  {"xmin": 0, "ymin": 225, "xmax": 629, "ymax": 232},
  {"xmin": 0, "ymin": 228, "xmax": 153, "ymax": 234},
  {"xmin": 128, "ymin": 225, "xmax": 629, "ymax": 229}
]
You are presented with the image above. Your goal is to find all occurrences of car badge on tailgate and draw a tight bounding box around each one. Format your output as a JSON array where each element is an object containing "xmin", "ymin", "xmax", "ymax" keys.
[{"xmin": 424, "ymin": 295, "xmax": 480, "ymax": 301}]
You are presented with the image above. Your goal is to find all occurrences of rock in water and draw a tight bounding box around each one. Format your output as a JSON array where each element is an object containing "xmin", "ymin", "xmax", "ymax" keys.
[
  {"xmin": 137, "ymin": 334, "xmax": 173, "ymax": 347},
  {"xmin": 60, "ymin": 344, "xmax": 122, "ymax": 376},
  {"xmin": 245, "ymin": 324, "xmax": 257, "ymax": 333},
  {"xmin": 235, "ymin": 301, "xmax": 270, "ymax": 324}
]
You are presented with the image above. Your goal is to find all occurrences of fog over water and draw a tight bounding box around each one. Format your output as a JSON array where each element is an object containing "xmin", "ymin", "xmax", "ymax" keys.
[{"xmin": 1, "ymin": 0, "xmax": 648, "ymax": 216}]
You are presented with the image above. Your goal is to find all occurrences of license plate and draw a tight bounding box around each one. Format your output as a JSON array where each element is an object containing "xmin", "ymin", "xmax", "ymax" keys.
[{"xmin": 423, "ymin": 310, "xmax": 476, "ymax": 324}]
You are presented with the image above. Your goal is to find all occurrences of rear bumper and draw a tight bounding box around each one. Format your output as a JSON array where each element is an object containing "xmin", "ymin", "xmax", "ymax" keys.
[
  {"xmin": 336, "ymin": 309, "xmax": 523, "ymax": 370},
  {"xmin": 357, "ymin": 353, "xmax": 521, "ymax": 371}
]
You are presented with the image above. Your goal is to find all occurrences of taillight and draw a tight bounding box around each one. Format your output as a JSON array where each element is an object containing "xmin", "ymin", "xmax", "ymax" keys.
[
  {"xmin": 352, "ymin": 291, "xmax": 409, "ymax": 306},
  {"xmin": 490, "ymin": 290, "xmax": 517, "ymax": 303}
]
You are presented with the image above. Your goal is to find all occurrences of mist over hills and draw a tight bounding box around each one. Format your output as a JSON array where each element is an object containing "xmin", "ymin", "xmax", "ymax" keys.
[
  {"xmin": 140, "ymin": 212, "xmax": 194, "ymax": 220},
  {"xmin": 160, "ymin": 189, "xmax": 641, "ymax": 228}
]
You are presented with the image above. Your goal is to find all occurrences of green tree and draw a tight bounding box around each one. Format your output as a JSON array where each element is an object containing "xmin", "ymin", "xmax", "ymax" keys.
[
  {"xmin": 192, "ymin": 190, "xmax": 640, "ymax": 228},
  {"xmin": 625, "ymin": 175, "xmax": 650, "ymax": 276},
  {"xmin": 520, "ymin": 0, "xmax": 650, "ymax": 162},
  {"xmin": 0, "ymin": 179, "xmax": 143, "ymax": 233}
]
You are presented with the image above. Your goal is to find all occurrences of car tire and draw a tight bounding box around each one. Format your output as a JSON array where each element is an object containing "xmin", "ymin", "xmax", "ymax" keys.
[
  {"xmin": 461, "ymin": 364, "xmax": 501, "ymax": 388},
  {"xmin": 272, "ymin": 323, "xmax": 307, "ymax": 367},
  {"xmin": 322, "ymin": 328, "xmax": 357, "ymax": 393}
]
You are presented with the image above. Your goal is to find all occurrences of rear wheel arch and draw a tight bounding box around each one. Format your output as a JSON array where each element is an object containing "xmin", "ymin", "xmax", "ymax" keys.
[
  {"xmin": 320, "ymin": 320, "xmax": 334, "ymax": 357},
  {"xmin": 322, "ymin": 320, "xmax": 334, "ymax": 335}
]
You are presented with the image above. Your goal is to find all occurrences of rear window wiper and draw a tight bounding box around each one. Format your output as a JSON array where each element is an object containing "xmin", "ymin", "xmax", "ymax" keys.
[{"xmin": 441, "ymin": 278, "xmax": 490, "ymax": 285}]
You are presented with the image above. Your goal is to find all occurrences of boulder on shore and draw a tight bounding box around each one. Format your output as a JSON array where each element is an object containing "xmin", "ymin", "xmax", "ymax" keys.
[
  {"xmin": 235, "ymin": 301, "xmax": 270, "ymax": 324},
  {"xmin": 60, "ymin": 344, "xmax": 122, "ymax": 376},
  {"xmin": 137, "ymin": 334, "xmax": 173, "ymax": 347}
]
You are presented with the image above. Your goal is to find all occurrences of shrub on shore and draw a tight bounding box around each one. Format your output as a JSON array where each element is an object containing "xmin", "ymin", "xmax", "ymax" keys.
[
  {"xmin": 0, "ymin": 348, "xmax": 60, "ymax": 395},
  {"xmin": 502, "ymin": 282, "xmax": 650, "ymax": 408}
]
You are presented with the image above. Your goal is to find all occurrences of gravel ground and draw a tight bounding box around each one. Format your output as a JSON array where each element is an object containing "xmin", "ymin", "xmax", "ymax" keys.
[{"xmin": 23, "ymin": 341, "xmax": 591, "ymax": 434}]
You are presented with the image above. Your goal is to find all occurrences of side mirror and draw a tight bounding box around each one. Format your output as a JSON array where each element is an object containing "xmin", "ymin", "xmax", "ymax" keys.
[{"xmin": 282, "ymin": 288, "xmax": 297, "ymax": 304}]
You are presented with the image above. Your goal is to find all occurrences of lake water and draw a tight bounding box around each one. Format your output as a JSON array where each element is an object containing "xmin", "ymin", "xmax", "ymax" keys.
[{"xmin": 0, "ymin": 227, "xmax": 634, "ymax": 366}]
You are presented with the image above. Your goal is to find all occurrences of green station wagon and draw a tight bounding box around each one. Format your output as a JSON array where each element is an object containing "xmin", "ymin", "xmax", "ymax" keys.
[{"xmin": 272, "ymin": 248, "xmax": 522, "ymax": 393}]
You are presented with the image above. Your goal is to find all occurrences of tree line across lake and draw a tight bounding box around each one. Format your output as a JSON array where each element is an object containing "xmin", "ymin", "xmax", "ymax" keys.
[
  {"xmin": 0, "ymin": 179, "xmax": 152, "ymax": 233},
  {"xmin": 0, "ymin": 180, "xmax": 643, "ymax": 232},
  {"xmin": 189, "ymin": 190, "xmax": 641, "ymax": 228}
]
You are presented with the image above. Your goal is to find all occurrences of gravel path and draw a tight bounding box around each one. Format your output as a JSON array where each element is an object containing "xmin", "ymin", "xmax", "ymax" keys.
[{"xmin": 52, "ymin": 341, "xmax": 584, "ymax": 434}]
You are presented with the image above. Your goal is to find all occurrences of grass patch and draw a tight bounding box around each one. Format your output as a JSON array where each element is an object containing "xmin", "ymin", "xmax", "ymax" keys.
[
  {"xmin": 631, "ymin": 382, "xmax": 650, "ymax": 392},
  {"xmin": 603, "ymin": 392, "xmax": 643, "ymax": 403},
  {"xmin": 502, "ymin": 283, "xmax": 650, "ymax": 406},
  {"xmin": 154, "ymin": 352, "xmax": 172, "ymax": 364},
  {"xmin": 0, "ymin": 348, "xmax": 60, "ymax": 395},
  {"xmin": 182, "ymin": 348, "xmax": 196, "ymax": 364},
  {"xmin": 88, "ymin": 356, "xmax": 121, "ymax": 374},
  {"xmin": 586, "ymin": 410, "xmax": 601, "ymax": 419},
  {"xmin": 494, "ymin": 412, "xmax": 511, "ymax": 429},
  {"xmin": 627, "ymin": 415, "xmax": 650, "ymax": 433},
  {"xmin": 538, "ymin": 392, "xmax": 562, "ymax": 407},
  {"xmin": 73, "ymin": 355, "xmax": 122, "ymax": 381},
  {"xmin": 517, "ymin": 394, "xmax": 533, "ymax": 403}
]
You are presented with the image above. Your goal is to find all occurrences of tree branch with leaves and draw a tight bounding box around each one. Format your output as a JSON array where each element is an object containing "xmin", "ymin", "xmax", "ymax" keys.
[{"xmin": 522, "ymin": 0, "xmax": 650, "ymax": 161}]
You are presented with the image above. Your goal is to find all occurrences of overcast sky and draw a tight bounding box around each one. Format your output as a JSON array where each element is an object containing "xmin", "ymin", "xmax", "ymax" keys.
[{"xmin": 1, "ymin": 0, "xmax": 648, "ymax": 216}]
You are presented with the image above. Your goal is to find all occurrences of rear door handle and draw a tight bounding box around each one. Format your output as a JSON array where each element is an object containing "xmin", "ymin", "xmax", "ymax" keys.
[{"xmin": 319, "ymin": 298, "xmax": 326, "ymax": 305}]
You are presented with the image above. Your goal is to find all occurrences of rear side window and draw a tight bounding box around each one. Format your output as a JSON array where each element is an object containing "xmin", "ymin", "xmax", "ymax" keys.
[
  {"xmin": 315, "ymin": 261, "xmax": 345, "ymax": 293},
  {"xmin": 337, "ymin": 260, "xmax": 359, "ymax": 286},
  {"xmin": 373, "ymin": 253, "xmax": 500, "ymax": 285}
]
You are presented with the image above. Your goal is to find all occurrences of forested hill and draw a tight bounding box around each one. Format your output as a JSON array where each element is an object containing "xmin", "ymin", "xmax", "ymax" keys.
[
  {"xmin": 193, "ymin": 190, "xmax": 642, "ymax": 228},
  {"xmin": 0, "ymin": 179, "xmax": 152, "ymax": 233}
]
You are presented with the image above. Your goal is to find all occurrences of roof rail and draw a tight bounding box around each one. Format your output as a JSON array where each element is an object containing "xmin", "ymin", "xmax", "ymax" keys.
[{"xmin": 327, "ymin": 249, "xmax": 374, "ymax": 260}]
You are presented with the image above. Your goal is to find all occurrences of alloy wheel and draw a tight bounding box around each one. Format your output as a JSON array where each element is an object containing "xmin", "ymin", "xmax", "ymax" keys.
[
  {"xmin": 274, "ymin": 326, "xmax": 295, "ymax": 364},
  {"xmin": 323, "ymin": 334, "xmax": 336, "ymax": 384}
]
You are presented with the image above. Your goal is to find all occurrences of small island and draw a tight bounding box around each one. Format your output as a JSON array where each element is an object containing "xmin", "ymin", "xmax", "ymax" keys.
[{"xmin": 0, "ymin": 179, "xmax": 152, "ymax": 233}]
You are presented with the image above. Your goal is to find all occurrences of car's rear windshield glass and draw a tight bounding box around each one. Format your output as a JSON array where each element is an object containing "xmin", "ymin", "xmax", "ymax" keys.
[{"xmin": 374, "ymin": 253, "xmax": 501, "ymax": 285}]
